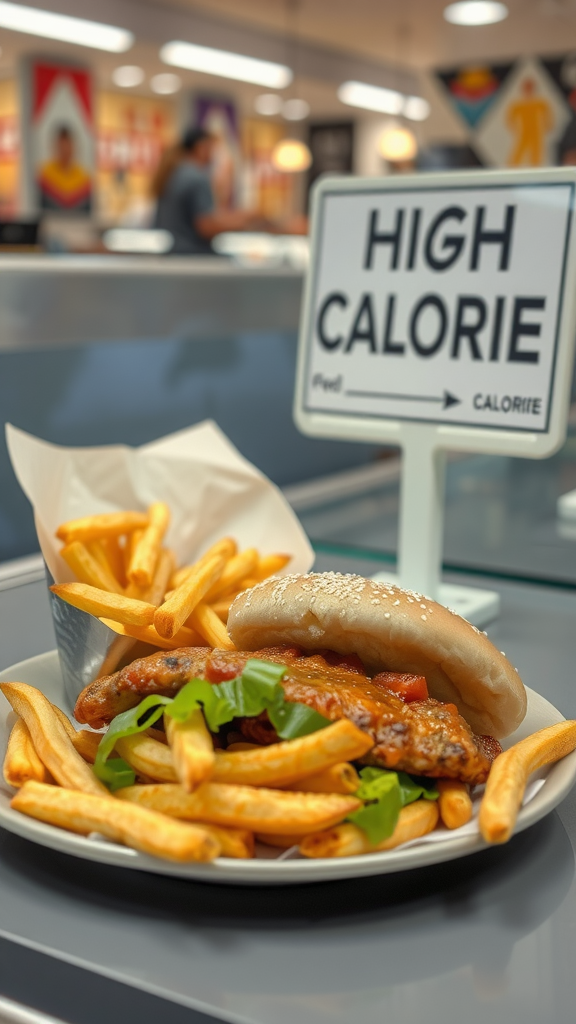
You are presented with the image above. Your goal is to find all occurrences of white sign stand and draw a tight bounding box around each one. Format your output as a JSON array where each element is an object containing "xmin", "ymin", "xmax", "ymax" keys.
[{"xmin": 294, "ymin": 168, "xmax": 576, "ymax": 626}]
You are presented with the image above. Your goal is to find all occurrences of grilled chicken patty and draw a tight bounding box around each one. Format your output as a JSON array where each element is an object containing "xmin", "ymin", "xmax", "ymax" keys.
[{"xmin": 75, "ymin": 646, "xmax": 499, "ymax": 785}]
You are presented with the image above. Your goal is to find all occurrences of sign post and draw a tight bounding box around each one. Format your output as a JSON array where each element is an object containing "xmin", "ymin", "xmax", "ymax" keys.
[{"xmin": 294, "ymin": 168, "xmax": 576, "ymax": 624}]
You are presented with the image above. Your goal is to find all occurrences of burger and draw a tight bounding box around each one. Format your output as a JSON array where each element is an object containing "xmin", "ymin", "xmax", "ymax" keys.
[{"xmin": 75, "ymin": 573, "xmax": 526, "ymax": 788}]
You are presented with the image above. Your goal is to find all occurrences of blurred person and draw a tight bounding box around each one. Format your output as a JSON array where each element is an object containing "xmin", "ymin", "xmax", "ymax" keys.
[
  {"xmin": 152, "ymin": 127, "xmax": 272, "ymax": 255},
  {"xmin": 38, "ymin": 124, "xmax": 91, "ymax": 212}
]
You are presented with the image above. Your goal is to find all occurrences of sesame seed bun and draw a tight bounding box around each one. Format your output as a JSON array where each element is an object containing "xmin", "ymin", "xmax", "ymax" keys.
[{"xmin": 228, "ymin": 572, "xmax": 527, "ymax": 739}]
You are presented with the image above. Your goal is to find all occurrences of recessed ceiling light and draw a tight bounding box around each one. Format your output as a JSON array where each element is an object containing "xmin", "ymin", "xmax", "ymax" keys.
[
  {"xmin": 255, "ymin": 93, "xmax": 283, "ymax": 115},
  {"xmin": 112, "ymin": 65, "xmax": 144, "ymax": 88},
  {"xmin": 283, "ymin": 98, "xmax": 310, "ymax": 121},
  {"xmin": 338, "ymin": 81, "xmax": 430, "ymax": 121},
  {"xmin": 444, "ymin": 2, "xmax": 508, "ymax": 25},
  {"xmin": 150, "ymin": 72, "xmax": 182, "ymax": 95},
  {"xmin": 0, "ymin": 0, "xmax": 132, "ymax": 51},
  {"xmin": 160, "ymin": 41, "xmax": 292, "ymax": 89}
]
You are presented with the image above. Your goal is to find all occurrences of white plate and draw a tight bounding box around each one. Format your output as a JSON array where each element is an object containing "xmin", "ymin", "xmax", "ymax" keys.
[{"xmin": 0, "ymin": 650, "xmax": 574, "ymax": 886}]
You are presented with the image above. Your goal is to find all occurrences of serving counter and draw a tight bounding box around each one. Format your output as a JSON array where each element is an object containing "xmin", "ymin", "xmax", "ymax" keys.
[
  {"xmin": 0, "ymin": 552, "xmax": 575, "ymax": 1024},
  {"xmin": 2, "ymin": 253, "xmax": 576, "ymax": 1024}
]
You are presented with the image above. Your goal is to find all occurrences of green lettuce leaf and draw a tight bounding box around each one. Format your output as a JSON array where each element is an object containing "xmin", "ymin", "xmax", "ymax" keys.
[
  {"xmin": 397, "ymin": 772, "xmax": 439, "ymax": 805},
  {"xmin": 348, "ymin": 769, "xmax": 402, "ymax": 845},
  {"xmin": 93, "ymin": 658, "xmax": 331, "ymax": 789},
  {"xmin": 93, "ymin": 693, "xmax": 173, "ymax": 789},
  {"xmin": 347, "ymin": 767, "xmax": 439, "ymax": 846}
]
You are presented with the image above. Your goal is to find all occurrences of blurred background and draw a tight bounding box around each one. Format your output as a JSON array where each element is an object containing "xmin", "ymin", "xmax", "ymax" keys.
[
  {"xmin": 2, "ymin": 0, "xmax": 576, "ymax": 590},
  {"xmin": 0, "ymin": 0, "xmax": 575, "ymax": 250}
]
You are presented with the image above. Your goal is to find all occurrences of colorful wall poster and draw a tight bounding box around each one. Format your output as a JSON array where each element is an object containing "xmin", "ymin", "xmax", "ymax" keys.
[
  {"xmin": 96, "ymin": 92, "xmax": 177, "ymax": 224},
  {"xmin": 193, "ymin": 94, "xmax": 241, "ymax": 208},
  {"xmin": 436, "ymin": 63, "xmax": 513, "ymax": 128},
  {"xmin": 19, "ymin": 57, "xmax": 94, "ymax": 215},
  {"xmin": 475, "ymin": 57, "xmax": 571, "ymax": 168}
]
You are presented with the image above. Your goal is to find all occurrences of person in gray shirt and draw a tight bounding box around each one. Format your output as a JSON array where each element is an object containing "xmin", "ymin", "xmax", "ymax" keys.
[{"xmin": 153, "ymin": 127, "xmax": 269, "ymax": 255}]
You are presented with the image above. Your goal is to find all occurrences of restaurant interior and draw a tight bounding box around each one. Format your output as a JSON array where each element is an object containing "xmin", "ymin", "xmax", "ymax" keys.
[{"xmin": 0, "ymin": 3, "xmax": 576, "ymax": 1024}]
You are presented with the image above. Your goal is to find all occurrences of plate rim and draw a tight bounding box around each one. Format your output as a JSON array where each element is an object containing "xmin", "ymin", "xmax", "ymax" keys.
[{"xmin": 0, "ymin": 649, "xmax": 574, "ymax": 886}]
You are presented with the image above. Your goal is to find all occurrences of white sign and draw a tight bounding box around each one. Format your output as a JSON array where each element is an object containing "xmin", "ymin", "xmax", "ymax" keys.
[{"xmin": 295, "ymin": 169, "xmax": 576, "ymax": 457}]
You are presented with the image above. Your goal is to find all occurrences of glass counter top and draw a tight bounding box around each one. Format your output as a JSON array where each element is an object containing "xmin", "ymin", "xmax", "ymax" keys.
[{"xmin": 296, "ymin": 432, "xmax": 576, "ymax": 588}]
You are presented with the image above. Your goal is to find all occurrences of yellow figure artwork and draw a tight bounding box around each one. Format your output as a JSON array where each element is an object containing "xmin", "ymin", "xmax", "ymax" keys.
[{"xmin": 507, "ymin": 78, "xmax": 553, "ymax": 167}]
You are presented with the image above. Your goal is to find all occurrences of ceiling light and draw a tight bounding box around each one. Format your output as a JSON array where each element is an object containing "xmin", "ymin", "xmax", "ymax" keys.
[
  {"xmin": 271, "ymin": 138, "xmax": 312, "ymax": 172},
  {"xmin": 339, "ymin": 80, "xmax": 429, "ymax": 121},
  {"xmin": 379, "ymin": 125, "xmax": 418, "ymax": 162},
  {"xmin": 283, "ymin": 98, "xmax": 310, "ymax": 121},
  {"xmin": 443, "ymin": 2, "xmax": 508, "ymax": 25},
  {"xmin": 403, "ymin": 95, "xmax": 430, "ymax": 121},
  {"xmin": 112, "ymin": 65, "xmax": 144, "ymax": 88},
  {"xmin": 150, "ymin": 72, "xmax": 181, "ymax": 95},
  {"xmin": 339, "ymin": 80, "xmax": 404, "ymax": 115},
  {"xmin": 160, "ymin": 41, "xmax": 292, "ymax": 89},
  {"xmin": 255, "ymin": 93, "xmax": 283, "ymax": 115},
  {"xmin": 0, "ymin": 0, "xmax": 133, "ymax": 51}
]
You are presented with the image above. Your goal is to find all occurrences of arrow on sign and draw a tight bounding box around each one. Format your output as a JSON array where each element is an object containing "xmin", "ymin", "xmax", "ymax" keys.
[{"xmin": 345, "ymin": 389, "xmax": 461, "ymax": 410}]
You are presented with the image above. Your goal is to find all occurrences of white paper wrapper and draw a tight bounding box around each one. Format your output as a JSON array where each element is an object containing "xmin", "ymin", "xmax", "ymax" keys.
[{"xmin": 6, "ymin": 421, "xmax": 314, "ymax": 707}]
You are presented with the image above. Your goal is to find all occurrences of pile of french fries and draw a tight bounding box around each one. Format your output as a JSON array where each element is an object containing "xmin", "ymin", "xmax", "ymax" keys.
[
  {"xmin": 3, "ymin": 678, "xmax": 575, "ymax": 865},
  {"xmin": 49, "ymin": 503, "xmax": 290, "ymax": 653}
]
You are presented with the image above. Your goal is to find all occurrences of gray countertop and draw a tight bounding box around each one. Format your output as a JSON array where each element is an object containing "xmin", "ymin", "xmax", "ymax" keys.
[{"xmin": 0, "ymin": 558, "xmax": 575, "ymax": 1024}]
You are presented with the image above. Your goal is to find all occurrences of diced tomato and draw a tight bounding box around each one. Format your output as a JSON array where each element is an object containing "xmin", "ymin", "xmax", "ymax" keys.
[
  {"xmin": 372, "ymin": 671, "xmax": 429, "ymax": 702},
  {"xmin": 205, "ymin": 651, "xmax": 246, "ymax": 682}
]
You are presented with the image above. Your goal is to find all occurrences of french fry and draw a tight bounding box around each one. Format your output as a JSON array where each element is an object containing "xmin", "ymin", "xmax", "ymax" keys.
[
  {"xmin": 154, "ymin": 554, "xmax": 227, "ymax": 639},
  {"xmin": 50, "ymin": 583, "xmax": 156, "ymax": 627},
  {"xmin": 3, "ymin": 718, "xmax": 49, "ymax": 787},
  {"xmin": 300, "ymin": 800, "xmax": 440, "ymax": 858},
  {"xmin": 479, "ymin": 720, "xmax": 576, "ymax": 844},
  {"xmin": 282, "ymin": 762, "xmax": 361, "ymax": 795},
  {"xmin": 56, "ymin": 511, "xmax": 149, "ymax": 544},
  {"xmin": 51, "ymin": 707, "xmax": 103, "ymax": 765},
  {"xmin": 166, "ymin": 710, "xmax": 215, "ymax": 791},
  {"xmin": 124, "ymin": 545, "xmax": 176, "ymax": 602},
  {"xmin": 61, "ymin": 541, "xmax": 124, "ymax": 594},
  {"xmin": 12, "ymin": 781, "xmax": 220, "ymax": 863},
  {"xmin": 188, "ymin": 602, "xmax": 235, "ymax": 650},
  {"xmin": 209, "ymin": 593, "xmax": 242, "ymax": 621},
  {"xmin": 211, "ymin": 720, "xmax": 373, "ymax": 788},
  {"xmin": 115, "ymin": 734, "xmax": 177, "ymax": 783},
  {"xmin": 123, "ymin": 529, "xmax": 144, "ymax": 578},
  {"xmin": 116, "ymin": 781, "xmax": 360, "ymax": 834},
  {"xmin": 145, "ymin": 548, "xmax": 176, "ymax": 606},
  {"xmin": 100, "ymin": 536, "xmax": 127, "ymax": 588},
  {"xmin": 100, "ymin": 619, "xmax": 206, "ymax": 651},
  {"xmin": 250, "ymin": 554, "xmax": 291, "ymax": 582},
  {"xmin": 128, "ymin": 502, "xmax": 170, "ymax": 589},
  {"xmin": 256, "ymin": 832, "xmax": 309, "ymax": 848},
  {"xmin": 437, "ymin": 779, "xmax": 473, "ymax": 830},
  {"xmin": 202, "ymin": 824, "xmax": 254, "ymax": 859},
  {"xmin": 204, "ymin": 549, "xmax": 259, "ymax": 602},
  {"xmin": 170, "ymin": 537, "xmax": 237, "ymax": 590},
  {"xmin": 0, "ymin": 683, "xmax": 106, "ymax": 795},
  {"xmin": 147, "ymin": 726, "xmax": 168, "ymax": 744}
]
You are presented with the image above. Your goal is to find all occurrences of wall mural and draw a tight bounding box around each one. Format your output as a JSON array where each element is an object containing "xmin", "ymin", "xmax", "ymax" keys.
[
  {"xmin": 20, "ymin": 59, "xmax": 95, "ymax": 213},
  {"xmin": 436, "ymin": 53, "xmax": 576, "ymax": 167}
]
